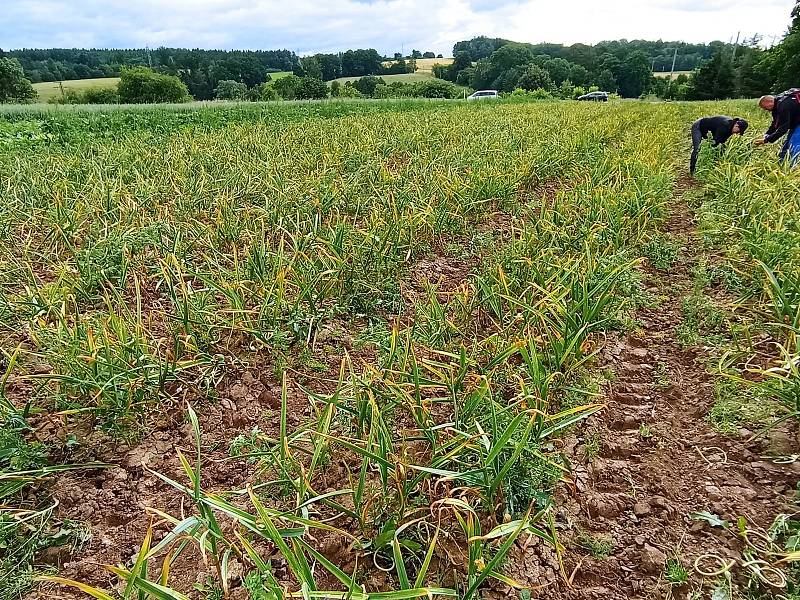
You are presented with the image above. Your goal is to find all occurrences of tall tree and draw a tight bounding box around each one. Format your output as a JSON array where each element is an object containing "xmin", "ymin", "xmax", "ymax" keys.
[
  {"xmin": 314, "ymin": 54, "xmax": 342, "ymax": 81},
  {"xmin": 477, "ymin": 43, "xmax": 534, "ymax": 89},
  {"xmin": 568, "ymin": 63, "xmax": 589, "ymax": 86},
  {"xmin": 340, "ymin": 49, "xmax": 382, "ymax": 77},
  {"xmin": 597, "ymin": 69, "xmax": 617, "ymax": 93},
  {"xmin": 771, "ymin": 0, "xmax": 800, "ymax": 89},
  {"xmin": 300, "ymin": 56, "xmax": 323, "ymax": 80},
  {"xmin": 0, "ymin": 58, "xmax": 37, "ymax": 103},
  {"xmin": 543, "ymin": 58, "xmax": 573, "ymax": 86},
  {"xmin": 618, "ymin": 51, "xmax": 651, "ymax": 98},
  {"xmin": 517, "ymin": 64, "xmax": 554, "ymax": 91},
  {"xmin": 686, "ymin": 51, "xmax": 735, "ymax": 100}
]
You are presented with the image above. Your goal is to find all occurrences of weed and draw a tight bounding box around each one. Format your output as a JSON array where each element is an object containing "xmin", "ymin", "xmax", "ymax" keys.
[
  {"xmin": 443, "ymin": 242, "xmax": 471, "ymax": 260},
  {"xmin": 677, "ymin": 293, "xmax": 727, "ymax": 347},
  {"xmin": 578, "ymin": 532, "xmax": 614, "ymax": 558},
  {"xmin": 583, "ymin": 433, "xmax": 601, "ymax": 462},
  {"xmin": 676, "ymin": 321, "xmax": 700, "ymax": 347},
  {"xmin": 195, "ymin": 576, "xmax": 225, "ymax": 600},
  {"xmin": 643, "ymin": 235, "xmax": 680, "ymax": 270},
  {"xmin": 654, "ymin": 362, "xmax": 671, "ymax": 389},
  {"xmin": 665, "ymin": 557, "xmax": 689, "ymax": 585},
  {"xmin": 243, "ymin": 571, "xmax": 279, "ymax": 600},
  {"xmin": 228, "ymin": 427, "xmax": 270, "ymax": 463},
  {"xmin": 708, "ymin": 378, "xmax": 777, "ymax": 435},
  {"xmin": 298, "ymin": 348, "xmax": 328, "ymax": 372}
]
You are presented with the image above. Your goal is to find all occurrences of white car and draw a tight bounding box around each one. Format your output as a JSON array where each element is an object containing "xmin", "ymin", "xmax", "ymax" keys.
[{"xmin": 467, "ymin": 90, "xmax": 499, "ymax": 101}]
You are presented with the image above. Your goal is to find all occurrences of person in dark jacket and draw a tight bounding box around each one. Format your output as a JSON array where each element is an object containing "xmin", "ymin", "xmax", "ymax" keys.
[
  {"xmin": 755, "ymin": 91, "xmax": 800, "ymax": 165},
  {"xmin": 690, "ymin": 116, "xmax": 749, "ymax": 175}
]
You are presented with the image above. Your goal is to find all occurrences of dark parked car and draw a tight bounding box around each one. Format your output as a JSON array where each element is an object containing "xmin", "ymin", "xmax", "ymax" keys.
[{"xmin": 578, "ymin": 91, "xmax": 609, "ymax": 102}]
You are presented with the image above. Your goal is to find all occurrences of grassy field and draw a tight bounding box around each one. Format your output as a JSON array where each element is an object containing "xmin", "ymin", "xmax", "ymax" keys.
[
  {"xmin": 329, "ymin": 58, "xmax": 456, "ymax": 85},
  {"xmin": 1, "ymin": 98, "xmax": 798, "ymax": 600},
  {"xmin": 417, "ymin": 57, "xmax": 454, "ymax": 70},
  {"xmin": 381, "ymin": 58, "xmax": 454, "ymax": 72},
  {"xmin": 268, "ymin": 70, "xmax": 293, "ymax": 81},
  {"xmin": 32, "ymin": 77, "xmax": 120, "ymax": 102},
  {"xmin": 32, "ymin": 73, "xmax": 290, "ymax": 103},
  {"xmin": 653, "ymin": 70, "xmax": 693, "ymax": 79},
  {"xmin": 331, "ymin": 72, "xmax": 435, "ymax": 85}
]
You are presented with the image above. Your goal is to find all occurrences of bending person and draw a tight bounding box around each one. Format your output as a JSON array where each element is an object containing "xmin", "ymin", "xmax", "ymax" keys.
[
  {"xmin": 690, "ymin": 116, "xmax": 748, "ymax": 175},
  {"xmin": 754, "ymin": 90, "xmax": 800, "ymax": 165}
]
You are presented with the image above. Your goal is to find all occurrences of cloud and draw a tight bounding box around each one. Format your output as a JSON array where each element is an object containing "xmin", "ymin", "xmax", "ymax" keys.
[{"xmin": 1, "ymin": 0, "xmax": 794, "ymax": 54}]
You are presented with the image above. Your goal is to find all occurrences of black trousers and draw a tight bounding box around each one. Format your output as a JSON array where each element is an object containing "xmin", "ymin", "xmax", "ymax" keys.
[{"xmin": 690, "ymin": 120, "xmax": 703, "ymax": 174}]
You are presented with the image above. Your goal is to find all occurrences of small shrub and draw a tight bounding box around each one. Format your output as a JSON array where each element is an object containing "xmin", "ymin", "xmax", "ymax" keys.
[
  {"xmin": 412, "ymin": 79, "xmax": 460, "ymax": 98},
  {"xmin": 272, "ymin": 74, "xmax": 301, "ymax": 100},
  {"xmin": 260, "ymin": 84, "xmax": 279, "ymax": 101},
  {"xmin": 80, "ymin": 87, "xmax": 120, "ymax": 104},
  {"xmin": 352, "ymin": 75, "xmax": 385, "ymax": 97},
  {"xmin": 337, "ymin": 83, "xmax": 362, "ymax": 98}
]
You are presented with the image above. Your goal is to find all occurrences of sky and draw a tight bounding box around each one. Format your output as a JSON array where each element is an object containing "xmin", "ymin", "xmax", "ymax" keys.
[{"xmin": 1, "ymin": 0, "xmax": 795, "ymax": 55}]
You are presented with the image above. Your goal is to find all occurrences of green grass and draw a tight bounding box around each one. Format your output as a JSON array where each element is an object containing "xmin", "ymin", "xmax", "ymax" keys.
[
  {"xmin": 268, "ymin": 71, "xmax": 292, "ymax": 81},
  {"xmin": 32, "ymin": 77, "xmax": 120, "ymax": 102},
  {"xmin": 331, "ymin": 72, "xmax": 434, "ymax": 85},
  {"xmin": 708, "ymin": 378, "xmax": 779, "ymax": 435},
  {"xmin": 653, "ymin": 70, "xmax": 692, "ymax": 80}
]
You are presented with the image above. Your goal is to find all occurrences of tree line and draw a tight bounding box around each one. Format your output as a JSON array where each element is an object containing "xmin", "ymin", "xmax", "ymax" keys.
[
  {"xmin": 1, "ymin": 46, "xmax": 444, "ymax": 100},
  {"xmin": 452, "ymin": 37, "xmax": 732, "ymax": 73},
  {"xmin": 438, "ymin": 2, "xmax": 798, "ymax": 101},
  {"xmin": 434, "ymin": 42, "xmax": 653, "ymax": 97},
  {"xmin": 437, "ymin": 38, "xmax": 737, "ymax": 97}
]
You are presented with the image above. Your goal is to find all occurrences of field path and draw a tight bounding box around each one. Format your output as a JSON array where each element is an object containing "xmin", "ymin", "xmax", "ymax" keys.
[{"xmin": 554, "ymin": 177, "xmax": 800, "ymax": 599}]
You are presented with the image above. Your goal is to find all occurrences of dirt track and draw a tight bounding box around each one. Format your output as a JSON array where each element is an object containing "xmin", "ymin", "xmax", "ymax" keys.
[{"xmin": 548, "ymin": 178, "xmax": 799, "ymax": 599}]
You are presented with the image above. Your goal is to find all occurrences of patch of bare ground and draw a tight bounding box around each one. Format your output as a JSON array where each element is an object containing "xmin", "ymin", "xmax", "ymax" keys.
[{"xmin": 540, "ymin": 176, "xmax": 799, "ymax": 599}]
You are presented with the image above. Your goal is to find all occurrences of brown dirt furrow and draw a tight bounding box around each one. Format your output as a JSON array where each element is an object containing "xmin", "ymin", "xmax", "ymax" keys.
[{"xmin": 551, "ymin": 178, "xmax": 799, "ymax": 599}]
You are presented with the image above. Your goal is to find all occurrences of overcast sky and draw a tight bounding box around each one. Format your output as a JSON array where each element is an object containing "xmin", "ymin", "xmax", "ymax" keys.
[{"xmin": 1, "ymin": 0, "xmax": 795, "ymax": 55}]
